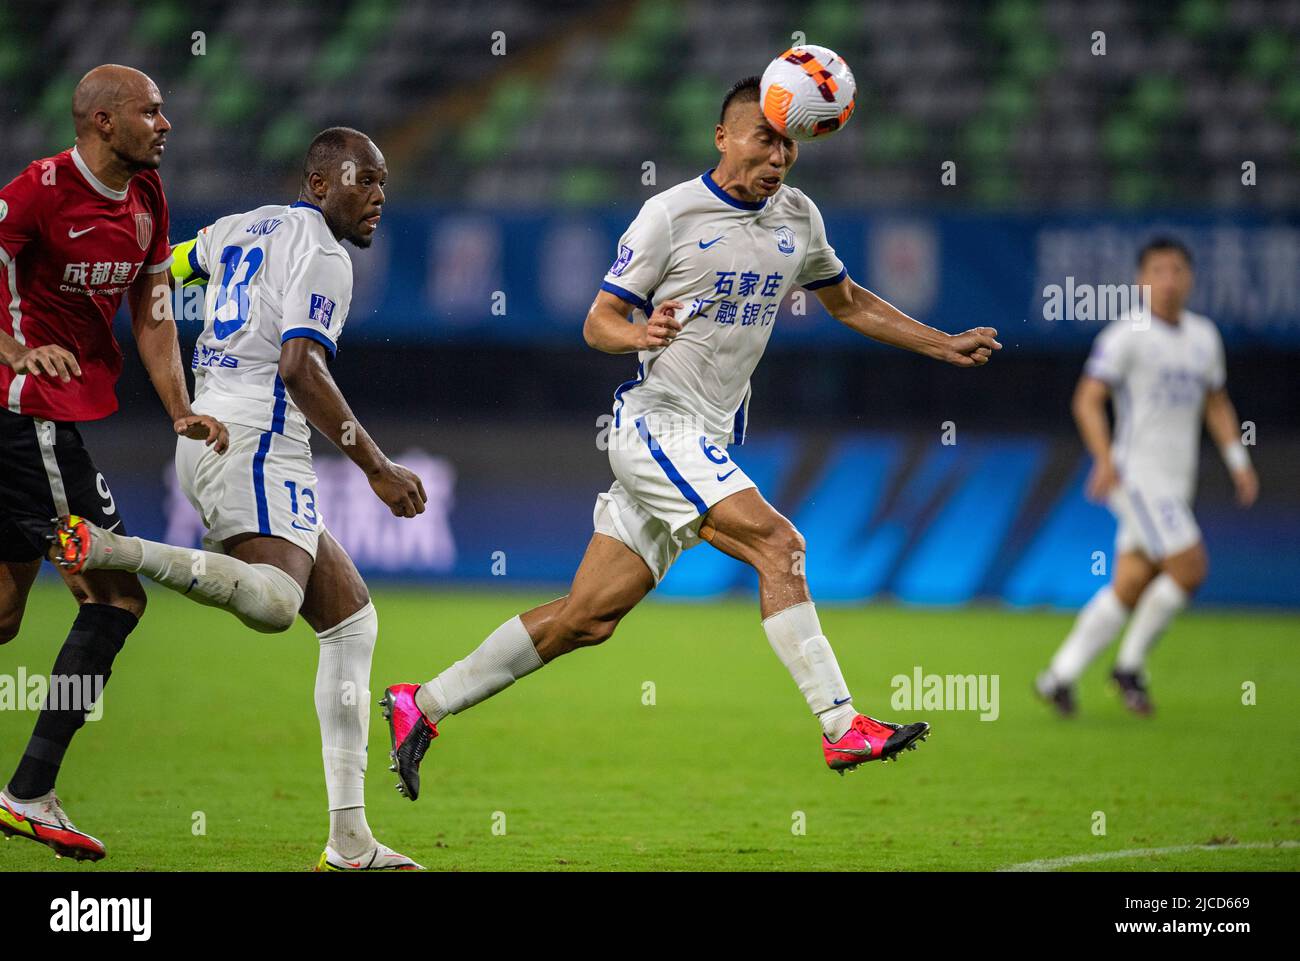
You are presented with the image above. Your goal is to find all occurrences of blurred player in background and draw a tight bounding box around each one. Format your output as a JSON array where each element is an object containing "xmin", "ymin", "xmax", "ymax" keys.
[
  {"xmin": 380, "ymin": 76, "xmax": 1001, "ymax": 800},
  {"xmin": 0, "ymin": 65, "xmax": 229, "ymax": 862},
  {"xmin": 1037, "ymin": 237, "xmax": 1259, "ymax": 716},
  {"xmin": 50, "ymin": 127, "xmax": 428, "ymax": 870}
]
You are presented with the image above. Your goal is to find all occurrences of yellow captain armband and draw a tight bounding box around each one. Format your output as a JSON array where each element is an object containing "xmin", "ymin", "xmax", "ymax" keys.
[{"xmin": 170, "ymin": 237, "xmax": 210, "ymax": 287}]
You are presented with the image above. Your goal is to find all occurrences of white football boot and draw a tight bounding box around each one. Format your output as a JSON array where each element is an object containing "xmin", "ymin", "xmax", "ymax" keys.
[{"xmin": 315, "ymin": 840, "xmax": 424, "ymax": 871}]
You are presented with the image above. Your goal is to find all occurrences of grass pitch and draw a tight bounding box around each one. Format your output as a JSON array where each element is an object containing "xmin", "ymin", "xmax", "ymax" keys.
[{"xmin": 1, "ymin": 580, "xmax": 1296, "ymax": 871}]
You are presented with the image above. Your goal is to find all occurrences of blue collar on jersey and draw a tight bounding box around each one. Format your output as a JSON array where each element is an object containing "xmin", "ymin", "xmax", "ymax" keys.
[
  {"xmin": 701, "ymin": 169, "xmax": 767, "ymax": 211},
  {"xmin": 290, "ymin": 200, "xmax": 323, "ymax": 213}
]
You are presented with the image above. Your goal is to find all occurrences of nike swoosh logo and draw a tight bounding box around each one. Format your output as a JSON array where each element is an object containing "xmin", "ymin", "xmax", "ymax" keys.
[
  {"xmin": 833, "ymin": 697, "xmax": 851, "ymax": 706},
  {"xmin": 716, "ymin": 467, "xmax": 738, "ymax": 482},
  {"xmin": 698, "ymin": 237, "xmax": 723, "ymax": 249},
  {"xmin": 0, "ymin": 800, "xmax": 44, "ymax": 834},
  {"xmin": 291, "ymin": 522, "xmax": 314, "ymax": 531},
  {"xmin": 68, "ymin": 226, "xmax": 96, "ymax": 239}
]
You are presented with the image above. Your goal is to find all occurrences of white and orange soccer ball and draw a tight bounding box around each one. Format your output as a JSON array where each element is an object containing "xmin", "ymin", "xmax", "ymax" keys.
[{"xmin": 759, "ymin": 44, "xmax": 857, "ymax": 141}]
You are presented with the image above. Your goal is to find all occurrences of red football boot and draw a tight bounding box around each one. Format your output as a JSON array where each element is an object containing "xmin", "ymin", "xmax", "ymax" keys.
[{"xmin": 823, "ymin": 714, "xmax": 930, "ymax": 773}]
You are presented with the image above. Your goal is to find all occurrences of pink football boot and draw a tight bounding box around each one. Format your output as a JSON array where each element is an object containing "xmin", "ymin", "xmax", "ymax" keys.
[
  {"xmin": 379, "ymin": 684, "xmax": 439, "ymax": 800},
  {"xmin": 823, "ymin": 714, "xmax": 930, "ymax": 773}
]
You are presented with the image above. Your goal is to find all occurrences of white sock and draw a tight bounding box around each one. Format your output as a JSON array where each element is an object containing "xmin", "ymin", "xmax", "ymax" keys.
[
  {"xmin": 317, "ymin": 602, "xmax": 378, "ymax": 856},
  {"xmin": 329, "ymin": 807, "xmax": 374, "ymax": 860},
  {"xmin": 415, "ymin": 615, "xmax": 543, "ymax": 722},
  {"xmin": 92, "ymin": 529, "xmax": 302, "ymax": 633},
  {"xmin": 1048, "ymin": 586, "xmax": 1130, "ymax": 685},
  {"xmin": 1115, "ymin": 574, "xmax": 1189, "ymax": 673},
  {"xmin": 762, "ymin": 601, "xmax": 855, "ymax": 741}
]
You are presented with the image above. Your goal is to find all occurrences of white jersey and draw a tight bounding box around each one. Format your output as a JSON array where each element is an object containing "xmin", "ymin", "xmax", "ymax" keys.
[
  {"xmin": 1084, "ymin": 308, "xmax": 1225, "ymax": 501},
  {"xmin": 601, "ymin": 171, "xmax": 844, "ymax": 444},
  {"xmin": 186, "ymin": 201, "xmax": 352, "ymax": 445}
]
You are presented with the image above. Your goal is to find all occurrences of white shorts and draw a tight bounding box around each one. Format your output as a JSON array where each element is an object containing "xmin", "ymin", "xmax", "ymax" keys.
[
  {"xmin": 1109, "ymin": 486, "xmax": 1201, "ymax": 561},
  {"xmin": 592, "ymin": 411, "xmax": 756, "ymax": 583},
  {"xmin": 175, "ymin": 423, "xmax": 324, "ymax": 559}
]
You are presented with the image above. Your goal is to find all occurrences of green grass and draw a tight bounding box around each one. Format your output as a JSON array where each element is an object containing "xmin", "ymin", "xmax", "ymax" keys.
[{"xmin": 2, "ymin": 582, "xmax": 1297, "ymax": 871}]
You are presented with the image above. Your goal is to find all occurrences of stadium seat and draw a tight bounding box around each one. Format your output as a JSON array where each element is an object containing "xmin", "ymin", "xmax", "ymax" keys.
[{"xmin": 0, "ymin": 0, "xmax": 1296, "ymax": 213}]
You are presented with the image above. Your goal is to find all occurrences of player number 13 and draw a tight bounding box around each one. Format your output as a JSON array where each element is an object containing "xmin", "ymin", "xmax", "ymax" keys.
[
  {"xmin": 284, "ymin": 480, "xmax": 317, "ymax": 524},
  {"xmin": 212, "ymin": 245, "xmax": 265, "ymax": 339}
]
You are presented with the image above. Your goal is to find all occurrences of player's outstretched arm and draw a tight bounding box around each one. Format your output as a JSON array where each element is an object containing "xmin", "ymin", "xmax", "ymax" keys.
[
  {"xmin": 583, "ymin": 290, "xmax": 686, "ymax": 353},
  {"xmin": 1073, "ymin": 375, "xmax": 1119, "ymax": 503},
  {"xmin": 128, "ymin": 268, "xmax": 229, "ymax": 452},
  {"xmin": 278, "ymin": 337, "xmax": 427, "ymax": 518},
  {"xmin": 1204, "ymin": 387, "xmax": 1258, "ymax": 507},
  {"xmin": 813, "ymin": 276, "xmax": 1000, "ymax": 366}
]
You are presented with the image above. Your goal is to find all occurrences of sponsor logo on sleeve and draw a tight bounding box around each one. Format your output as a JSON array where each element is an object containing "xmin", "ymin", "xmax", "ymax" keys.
[
  {"xmin": 309, "ymin": 293, "xmax": 336, "ymax": 329},
  {"xmin": 610, "ymin": 243, "xmax": 633, "ymax": 277}
]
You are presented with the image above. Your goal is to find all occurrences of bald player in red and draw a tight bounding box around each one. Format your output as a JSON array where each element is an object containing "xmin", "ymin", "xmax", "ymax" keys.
[{"xmin": 0, "ymin": 64, "xmax": 227, "ymax": 862}]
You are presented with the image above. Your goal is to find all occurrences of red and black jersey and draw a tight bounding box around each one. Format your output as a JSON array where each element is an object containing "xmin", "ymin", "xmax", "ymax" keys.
[{"xmin": 0, "ymin": 146, "xmax": 172, "ymax": 422}]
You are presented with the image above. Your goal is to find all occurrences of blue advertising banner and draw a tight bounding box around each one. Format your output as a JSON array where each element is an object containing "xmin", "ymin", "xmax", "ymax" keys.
[{"xmin": 164, "ymin": 204, "xmax": 1300, "ymax": 349}]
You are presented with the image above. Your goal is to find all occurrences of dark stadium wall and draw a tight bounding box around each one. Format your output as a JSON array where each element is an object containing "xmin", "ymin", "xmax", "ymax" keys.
[{"xmin": 111, "ymin": 338, "xmax": 1300, "ymax": 435}]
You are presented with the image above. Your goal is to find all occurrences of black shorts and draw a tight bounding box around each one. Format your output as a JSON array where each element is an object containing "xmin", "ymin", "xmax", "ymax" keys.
[{"xmin": 0, "ymin": 408, "xmax": 127, "ymax": 563}]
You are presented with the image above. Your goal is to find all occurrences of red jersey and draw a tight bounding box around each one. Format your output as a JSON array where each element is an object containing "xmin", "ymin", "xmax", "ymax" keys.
[{"xmin": 0, "ymin": 147, "xmax": 172, "ymax": 422}]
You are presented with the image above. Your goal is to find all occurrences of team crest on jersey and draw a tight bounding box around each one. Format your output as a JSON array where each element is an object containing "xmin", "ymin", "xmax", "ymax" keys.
[
  {"xmin": 610, "ymin": 244, "xmax": 633, "ymax": 277},
  {"xmin": 774, "ymin": 226, "xmax": 796, "ymax": 256},
  {"xmin": 0, "ymin": 199, "xmax": 7, "ymax": 223},
  {"xmin": 309, "ymin": 293, "xmax": 336, "ymax": 329},
  {"xmin": 134, "ymin": 212, "xmax": 153, "ymax": 251}
]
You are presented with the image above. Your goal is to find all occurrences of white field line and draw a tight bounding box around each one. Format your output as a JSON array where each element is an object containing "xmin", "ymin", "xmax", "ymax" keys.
[{"xmin": 1000, "ymin": 841, "xmax": 1300, "ymax": 872}]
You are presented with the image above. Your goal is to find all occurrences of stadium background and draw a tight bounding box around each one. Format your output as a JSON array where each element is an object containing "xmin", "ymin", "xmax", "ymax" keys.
[
  {"xmin": 2, "ymin": 0, "xmax": 1300, "ymax": 880},
  {"xmin": 3, "ymin": 0, "xmax": 1299, "ymax": 607}
]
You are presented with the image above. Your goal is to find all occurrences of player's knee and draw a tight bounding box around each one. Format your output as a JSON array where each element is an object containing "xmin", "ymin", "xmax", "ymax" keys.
[
  {"xmin": 246, "ymin": 597, "xmax": 299, "ymax": 634},
  {"xmin": 103, "ymin": 586, "xmax": 147, "ymax": 621},
  {"xmin": 74, "ymin": 573, "xmax": 148, "ymax": 618},
  {"xmin": 230, "ymin": 581, "xmax": 299, "ymax": 633},
  {"xmin": 757, "ymin": 522, "xmax": 806, "ymax": 577},
  {"xmin": 559, "ymin": 612, "xmax": 618, "ymax": 650},
  {"xmin": 1171, "ymin": 548, "xmax": 1208, "ymax": 594},
  {"xmin": 239, "ymin": 564, "xmax": 304, "ymax": 634},
  {"xmin": 574, "ymin": 619, "xmax": 617, "ymax": 648},
  {"xmin": 1112, "ymin": 578, "xmax": 1146, "ymax": 609},
  {"xmin": 124, "ymin": 586, "xmax": 147, "ymax": 619},
  {"xmin": 267, "ymin": 609, "xmax": 298, "ymax": 633}
]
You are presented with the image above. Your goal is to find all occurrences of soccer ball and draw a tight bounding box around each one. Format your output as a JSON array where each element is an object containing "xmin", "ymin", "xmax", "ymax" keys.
[{"xmin": 759, "ymin": 45, "xmax": 857, "ymax": 141}]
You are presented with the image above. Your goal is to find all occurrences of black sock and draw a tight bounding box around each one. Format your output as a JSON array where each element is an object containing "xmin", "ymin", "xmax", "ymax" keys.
[{"xmin": 6, "ymin": 603, "xmax": 137, "ymax": 800}]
